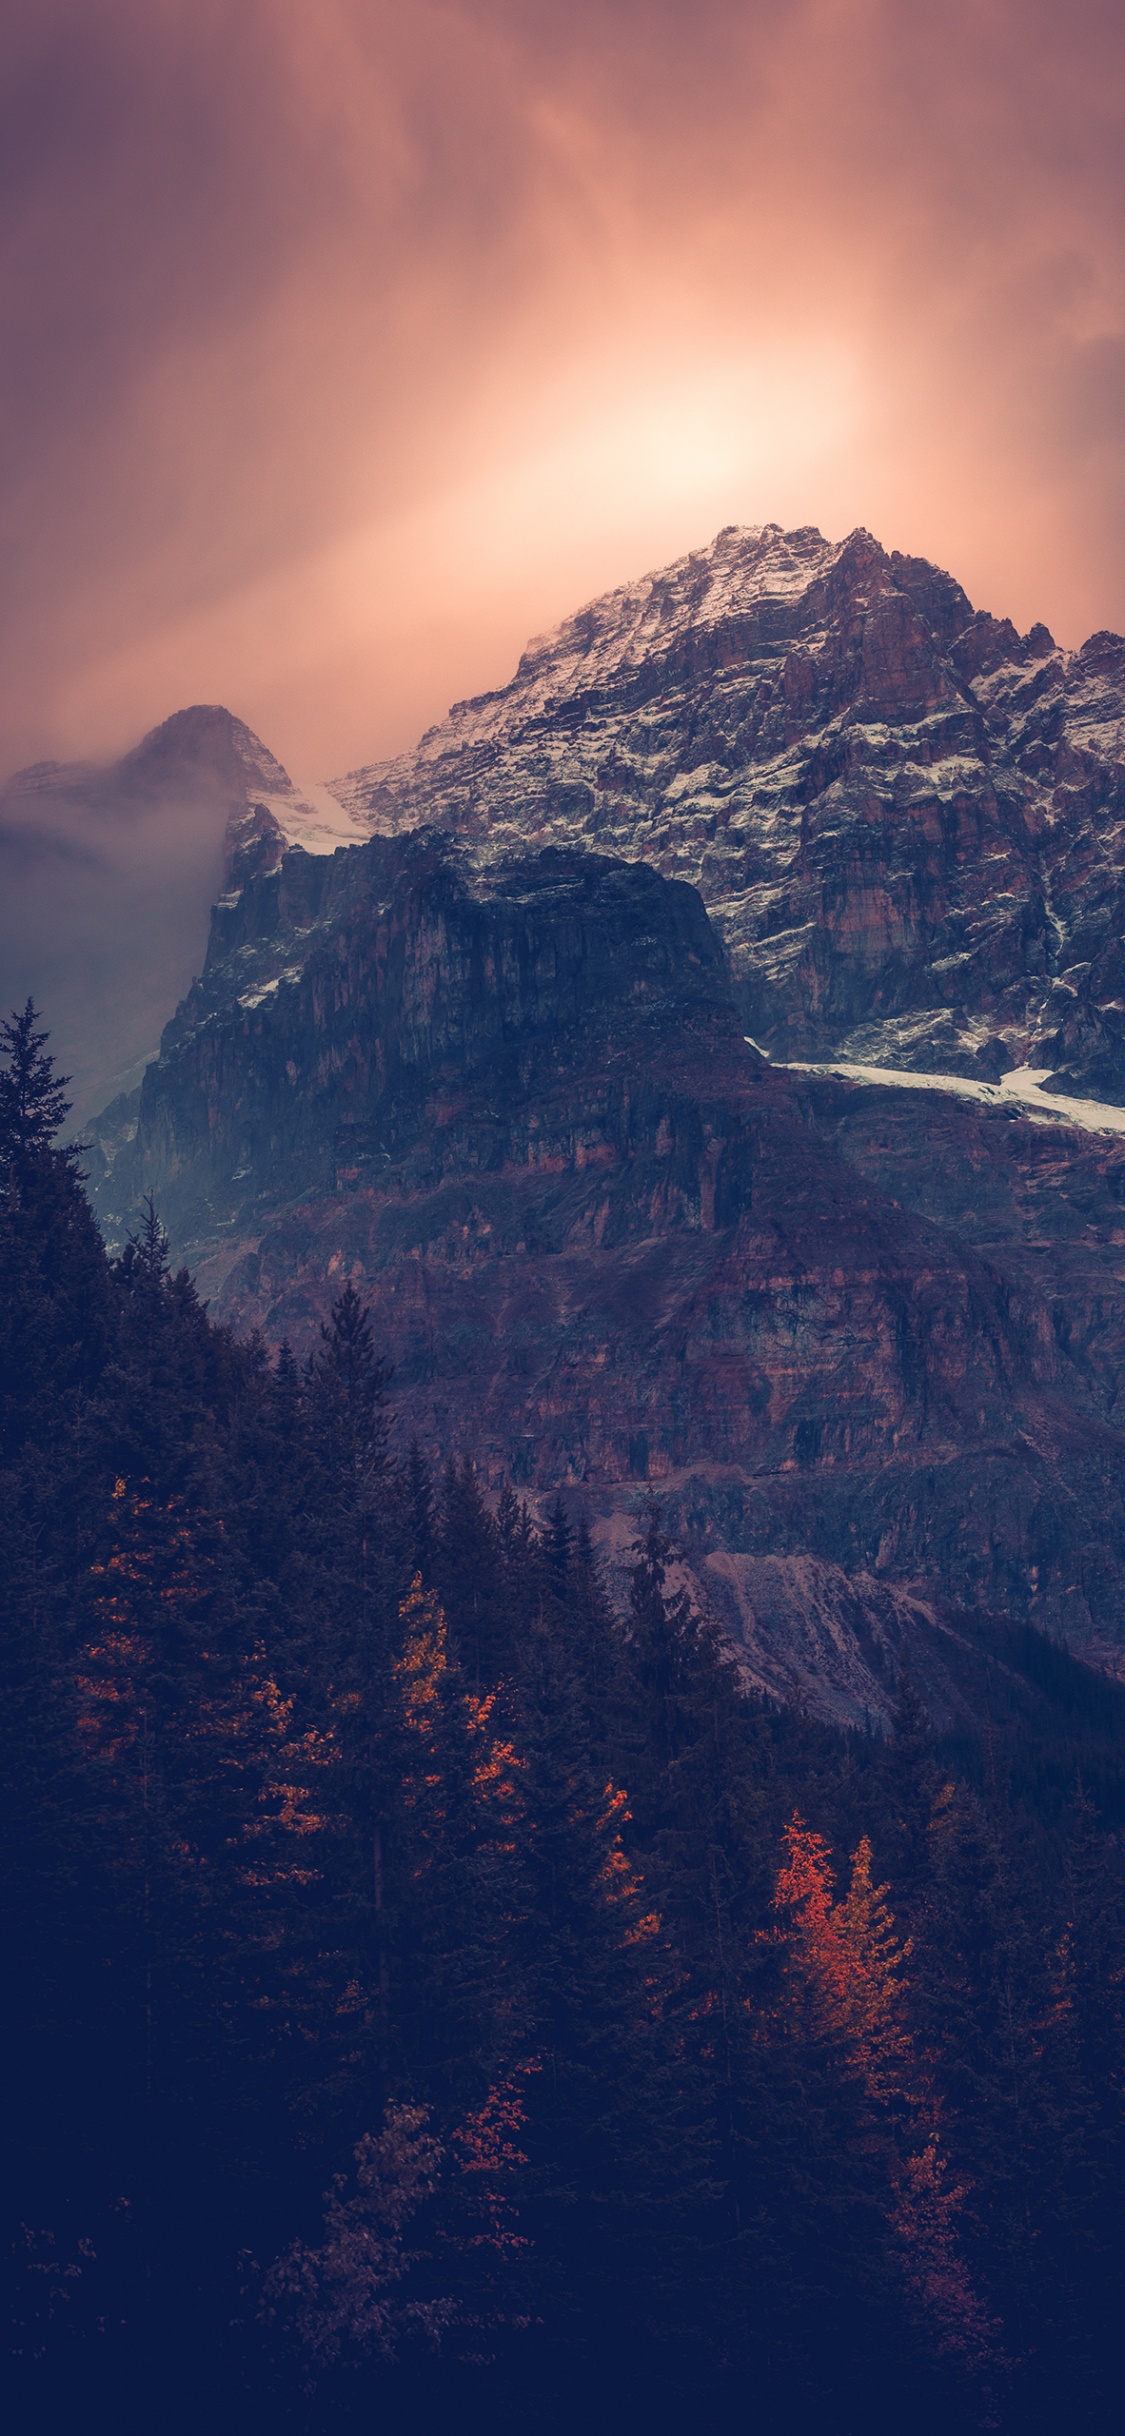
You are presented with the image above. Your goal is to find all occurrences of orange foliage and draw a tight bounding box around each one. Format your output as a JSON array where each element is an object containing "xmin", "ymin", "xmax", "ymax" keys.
[
  {"xmin": 892, "ymin": 2138, "xmax": 997, "ymax": 2371},
  {"xmin": 451, "ymin": 2064, "xmax": 538, "ymax": 2256},
  {"xmin": 395, "ymin": 1576, "xmax": 448, "ymax": 1738},
  {"xmin": 770, "ymin": 1813, "xmax": 996, "ymax": 2371},
  {"xmin": 76, "ymin": 1478, "xmax": 337, "ymax": 1909},
  {"xmin": 771, "ymin": 1817, "xmax": 911, "ymax": 2090},
  {"xmin": 466, "ymin": 1693, "xmax": 524, "ymax": 1841}
]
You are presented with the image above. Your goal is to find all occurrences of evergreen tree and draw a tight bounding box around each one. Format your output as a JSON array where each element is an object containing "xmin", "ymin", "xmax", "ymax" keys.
[
  {"xmin": 1017, "ymin": 1786, "xmax": 1125, "ymax": 2418},
  {"xmin": 910, "ymin": 1779, "xmax": 1069, "ymax": 2401},
  {"xmin": 544, "ymin": 1496, "xmax": 572, "ymax": 1590},
  {"xmin": 523, "ymin": 1511, "xmax": 623, "ymax": 1764},
  {"xmin": 0, "ymin": 1021, "xmax": 113, "ymax": 1460},
  {"xmin": 881, "ymin": 1676, "xmax": 941, "ymax": 1907},
  {"xmin": 305, "ymin": 1281, "xmax": 391, "ymax": 1515},
  {"xmin": 0, "ymin": 999, "xmax": 75, "ymax": 1166},
  {"xmin": 500, "ymin": 1613, "xmax": 715, "ymax": 2399},
  {"xmin": 434, "ymin": 1458, "xmax": 508, "ymax": 1684},
  {"xmin": 400, "ymin": 1440, "xmax": 436, "ymax": 1583}
]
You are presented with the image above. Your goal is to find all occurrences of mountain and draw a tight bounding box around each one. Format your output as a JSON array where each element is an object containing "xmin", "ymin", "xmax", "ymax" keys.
[
  {"xmin": 87, "ymin": 815, "xmax": 1125, "ymax": 1723},
  {"xmin": 78, "ymin": 521, "xmax": 1125, "ymax": 1717},
  {"xmin": 0, "ymin": 705, "xmax": 361, "ymax": 1122},
  {"xmin": 328, "ymin": 522, "xmax": 1125, "ymax": 1099},
  {"xmin": 17, "ymin": 526, "xmax": 1125, "ymax": 2424}
]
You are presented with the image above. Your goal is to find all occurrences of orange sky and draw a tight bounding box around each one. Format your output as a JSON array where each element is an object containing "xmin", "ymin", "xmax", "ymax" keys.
[{"xmin": 3, "ymin": 0, "xmax": 1125, "ymax": 786}]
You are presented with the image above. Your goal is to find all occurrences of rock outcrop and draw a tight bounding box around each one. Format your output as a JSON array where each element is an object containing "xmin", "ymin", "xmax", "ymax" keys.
[{"xmin": 327, "ymin": 524, "xmax": 1125, "ymax": 1100}]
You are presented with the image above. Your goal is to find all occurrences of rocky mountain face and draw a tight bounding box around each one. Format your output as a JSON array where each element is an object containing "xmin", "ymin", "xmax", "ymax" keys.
[
  {"xmin": 89, "ymin": 809, "xmax": 1125, "ymax": 1724},
  {"xmin": 77, "ymin": 522, "xmax": 1125, "ymax": 1719},
  {"xmin": 0, "ymin": 704, "xmax": 353, "ymax": 1122},
  {"xmin": 328, "ymin": 523, "xmax": 1125, "ymax": 1099}
]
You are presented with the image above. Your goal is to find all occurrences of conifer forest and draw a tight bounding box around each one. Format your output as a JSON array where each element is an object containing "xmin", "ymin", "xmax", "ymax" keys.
[{"xmin": 4, "ymin": 1003, "xmax": 1125, "ymax": 2436}]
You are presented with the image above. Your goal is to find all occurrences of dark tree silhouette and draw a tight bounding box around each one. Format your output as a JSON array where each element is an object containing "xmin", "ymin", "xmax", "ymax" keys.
[{"xmin": 0, "ymin": 999, "xmax": 74, "ymax": 1164}]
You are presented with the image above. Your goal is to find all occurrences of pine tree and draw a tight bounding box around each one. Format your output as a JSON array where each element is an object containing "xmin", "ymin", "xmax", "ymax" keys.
[
  {"xmin": 401, "ymin": 1440, "xmax": 436, "ymax": 1583},
  {"xmin": 0, "ymin": 1013, "xmax": 113, "ymax": 1462},
  {"xmin": 500, "ymin": 1613, "xmax": 715, "ymax": 2394},
  {"xmin": 305, "ymin": 1281, "xmax": 391, "ymax": 1515},
  {"xmin": 0, "ymin": 999, "xmax": 75, "ymax": 1167},
  {"xmin": 434, "ymin": 1458, "xmax": 508, "ymax": 1684},
  {"xmin": 389, "ymin": 1576, "xmax": 524, "ymax": 2101},
  {"xmin": 1020, "ymin": 1786, "xmax": 1125, "ymax": 2415},
  {"xmin": 881, "ymin": 1676, "xmax": 941, "ymax": 1907},
  {"xmin": 763, "ymin": 1817, "xmax": 993, "ymax": 2410},
  {"xmin": 0, "ymin": 1011, "xmax": 122, "ymax": 2337},
  {"xmin": 496, "ymin": 1482, "xmax": 545, "ymax": 1639},
  {"xmin": 912, "ymin": 1779, "xmax": 1066, "ymax": 2390},
  {"xmin": 544, "ymin": 1497, "xmax": 572, "ymax": 1590}
]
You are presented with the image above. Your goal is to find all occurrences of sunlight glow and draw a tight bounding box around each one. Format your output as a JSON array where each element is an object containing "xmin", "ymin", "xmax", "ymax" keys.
[{"xmin": 58, "ymin": 345, "xmax": 861, "ymax": 776}]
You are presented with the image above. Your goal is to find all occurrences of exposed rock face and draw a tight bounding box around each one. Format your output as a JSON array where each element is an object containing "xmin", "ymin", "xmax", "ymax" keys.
[
  {"xmin": 698, "ymin": 1555, "xmax": 1039, "ymax": 1734},
  {"xmin": 327, "ymin": 524, "xmax": 1125, "ymax": 1100},
  {"xmin": 77, "ymin": 522, "xmax": 1125, "ymax": 1719},
  {"xmin": 89, "ymin": 828, "xmax": 1125, "ymax": 1716},
  {"xmin": 0, "ymin": 705, "xmax": 353, "ymax": 1122},
  {"xmin": 94, "ymin": 829, "xmax": 741, "ymax": 1248}
]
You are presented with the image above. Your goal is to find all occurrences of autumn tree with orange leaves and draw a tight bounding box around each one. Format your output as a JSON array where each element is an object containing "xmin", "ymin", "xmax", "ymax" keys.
[{"xmin": 770, "ymin": 1815, "xmax": 996, "ymax": 2383}]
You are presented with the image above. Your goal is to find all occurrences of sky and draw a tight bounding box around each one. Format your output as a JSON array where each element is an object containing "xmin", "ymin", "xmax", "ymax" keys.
[{"xmin": 2, "ymin": 0, "xmax": 1125, "ymax": 792}]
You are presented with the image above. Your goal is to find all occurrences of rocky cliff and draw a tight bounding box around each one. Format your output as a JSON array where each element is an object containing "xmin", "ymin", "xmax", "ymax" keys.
[
  {"xmin": 88, "ymin": 819, "xmax": 1125, "ymax": 1723},
  {"xmin": 327, "ymin": 523, "xmax": 1125, "ymax": 1101}
]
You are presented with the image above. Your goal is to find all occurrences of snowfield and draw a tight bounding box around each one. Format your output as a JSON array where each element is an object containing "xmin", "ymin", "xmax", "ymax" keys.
[{"xmin": 767, "ymin": 1050, "xmax": 1125, "ymax": 1137}]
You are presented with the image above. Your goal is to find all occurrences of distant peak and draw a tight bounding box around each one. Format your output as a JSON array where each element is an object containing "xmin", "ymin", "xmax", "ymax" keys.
[{"xmin": 126, "ymin": 704, "xmax": 300, "ymax": 796}]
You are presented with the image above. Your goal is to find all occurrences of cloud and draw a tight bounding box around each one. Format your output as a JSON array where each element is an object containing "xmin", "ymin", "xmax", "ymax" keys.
[
  {"xmin": 0, "ymin": 824, "xmax": 107, "ymax": 871},
  {"xmin": 0, "ymin": 0, "xmax": 1123, "ymax": 792}
]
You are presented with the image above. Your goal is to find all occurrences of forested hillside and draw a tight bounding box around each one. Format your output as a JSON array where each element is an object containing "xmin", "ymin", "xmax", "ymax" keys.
[{"xmin": 4, "ymin": 1003, "xmax": 1125, "ymax": 2434}]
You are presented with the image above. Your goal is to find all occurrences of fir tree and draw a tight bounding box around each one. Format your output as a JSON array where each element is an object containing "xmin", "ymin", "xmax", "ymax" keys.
[
  {"xmin": 0, "ymin": 999, "xmax": 75, "ymax": 1166},
  {"xmin": 434, "ymin": 1458, "xmax": 508, "ymax": 1684},
  {"xmin": 881, "ymin": 1676, "xmax": 941, "ymax": 1907},
  {"xmin": 501, "ymin": 1614, "xmax": 715, "ymax": 2392},
  {"xmin": 306, "ymin": 1281, "xmax": 391, "ymax": 1514},
  {"xmin": 544, "ymin": 1496, "xmax": 572, "ymax": 1590},
  {"xmin": 401, "ymin": 1440, "xmax": 436, "ymax": 1582}
]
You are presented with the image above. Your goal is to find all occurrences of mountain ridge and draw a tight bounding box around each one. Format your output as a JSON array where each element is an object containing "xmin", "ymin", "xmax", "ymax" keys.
[{"xmin": 321, "ymin": 521, "xmax": 1125, "ymax": 1101}]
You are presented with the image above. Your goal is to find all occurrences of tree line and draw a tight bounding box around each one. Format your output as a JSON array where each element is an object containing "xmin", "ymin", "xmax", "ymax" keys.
[{"xmin": 3, "ymin": 1001, "xmax": 1125, "ymax": 2434}]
